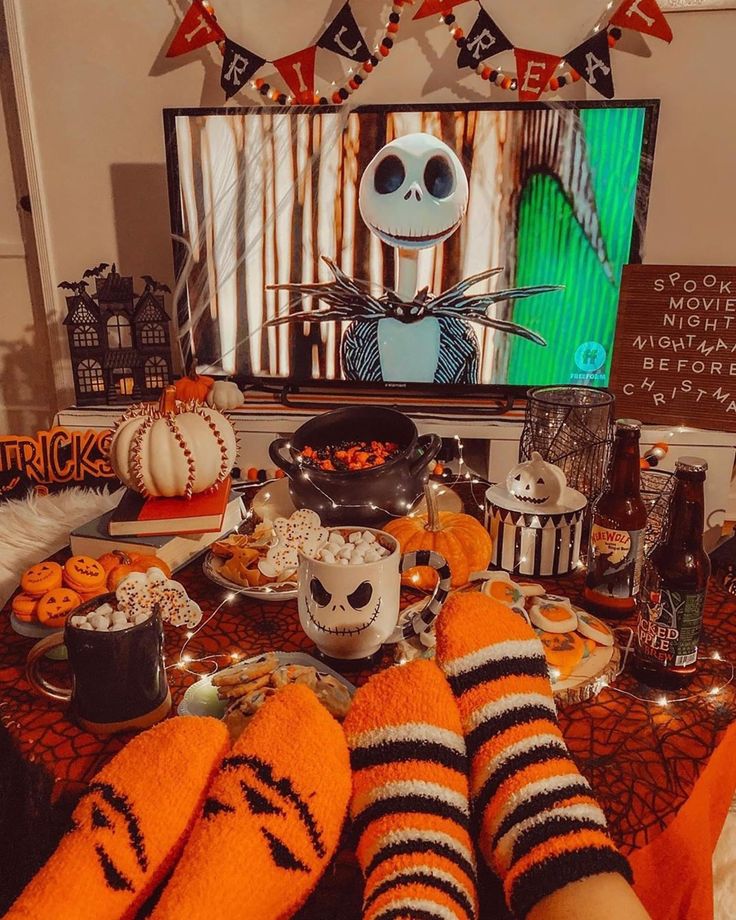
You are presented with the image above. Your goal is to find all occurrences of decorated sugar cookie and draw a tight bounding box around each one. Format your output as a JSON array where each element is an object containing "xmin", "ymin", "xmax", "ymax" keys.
[
  {"xmin": 21, "ymin": 561, "xmax": 63, "ymax": 596},
  {"xmin": 537, "ymin": 630, "xmax": 585, "ymax": 680},
  {"xmin": 259, "ymin": 509, "xmax": 328, "ymax": 580},
  {"xmin": 478, "ymin": 571, "xmax": 544, "ymax": 607},
  {"xmin": 529, "ymin": 599, "xmax": 578, "ymax": 633},
  {"xmin": 577, "ymin": 610, "xmax": 614, "ymax": 648}
]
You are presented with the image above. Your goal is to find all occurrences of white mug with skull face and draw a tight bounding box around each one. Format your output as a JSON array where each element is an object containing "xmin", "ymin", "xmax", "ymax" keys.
[{"xmin": 297, "ymin": 528, "xmax": 452, "ymax": 660}]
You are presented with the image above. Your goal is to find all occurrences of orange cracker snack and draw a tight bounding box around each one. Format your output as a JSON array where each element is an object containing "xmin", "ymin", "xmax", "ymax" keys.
[
  {"xmin": 435, "ymin": 592, "xmax": 631, "ymax": 919},
  {"xmin": 344, "ymin": 659, "xmax": 478, "ymax": 920},
  {"xmin": 152, "ymin": 683, "xmax": 351, "ymax": 920},
  {"xmin": 5, "ymin": 716, "xmax": 229, "ymax": 920}
]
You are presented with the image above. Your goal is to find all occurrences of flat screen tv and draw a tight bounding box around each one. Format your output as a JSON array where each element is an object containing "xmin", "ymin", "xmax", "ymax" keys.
[{"xmin": 164, "ymin": 101, "xmax": 658, "ymax": 394}]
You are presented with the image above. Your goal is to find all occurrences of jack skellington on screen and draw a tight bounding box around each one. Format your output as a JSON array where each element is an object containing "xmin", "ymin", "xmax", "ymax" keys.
[{"xmin": 268, "ymin": 132, "xmax": 560, "ymax": 384}]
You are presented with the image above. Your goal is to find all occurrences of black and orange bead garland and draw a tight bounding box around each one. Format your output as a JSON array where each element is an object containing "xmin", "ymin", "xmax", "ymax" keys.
[
  {"xmin": 252, "ymin": 0, "xmax": 410, "ymax": 106},
  {"xmin": 443, "ymin": 10, "xmax": 623, "ymax": 94}
]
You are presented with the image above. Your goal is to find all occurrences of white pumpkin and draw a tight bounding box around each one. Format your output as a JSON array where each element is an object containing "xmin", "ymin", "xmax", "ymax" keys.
[
  {"xmin": 506, "ymin": 452, "xmax": 567, "ymax": 508},
  {"xmin": 109, "ymin": 387, "xmax": 237, "ymax": 498},
  {"xmin": 206, "ymin": 380, "xmax": 245, "ymax": 410}
]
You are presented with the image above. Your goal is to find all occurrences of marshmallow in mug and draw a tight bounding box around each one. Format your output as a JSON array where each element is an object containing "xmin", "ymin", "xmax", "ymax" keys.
[
  {"xmin": 69, "ymin": 567, "xmax": 202, "ymax": 633},
  {"xmin": 312, "ymin": 529, "xmax": 390, "ymax": 566}
]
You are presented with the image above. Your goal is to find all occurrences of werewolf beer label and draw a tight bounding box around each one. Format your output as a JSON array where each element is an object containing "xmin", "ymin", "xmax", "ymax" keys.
[
  {"xmin": 586, "ymin": 525, "xmax": 644, "ymax": 598},
  {"xmin": 637, "ymin": 588, "xmax": 706, "ymax": 669}
]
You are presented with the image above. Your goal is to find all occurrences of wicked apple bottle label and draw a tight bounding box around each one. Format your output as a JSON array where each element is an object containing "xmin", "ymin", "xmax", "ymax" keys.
[
  {"xmin": 586, "ymin": 525, "xmax": 644, "ymax": 599},
  {"xmin": 636, "ymin": 588, "xmax": 705, "ymax": 668}
]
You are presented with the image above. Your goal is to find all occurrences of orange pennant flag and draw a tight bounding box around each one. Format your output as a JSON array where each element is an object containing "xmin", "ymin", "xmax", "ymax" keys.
[
  {"xmin": 514, "ymin": 48, "xmax": 561, "ymax": 101},
  {"xmin": 610, "ymin": 0, "xmax": 673, "ymax": 43},
  {"xmin": 166, "ymin": 1, "xmax": 225, "ymax": 57},
  {"xmin": 273, "ymin": 46, "xmax": 317, "ymax": 104},
  {"xmin": 413, "ymin": 0, "xmax": 475, "ymax": 20}
]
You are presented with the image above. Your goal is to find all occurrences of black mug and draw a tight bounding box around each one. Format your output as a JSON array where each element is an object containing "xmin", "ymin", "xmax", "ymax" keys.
[{"xmin": 26, "ymin": 593, "xmax": 171, "ymax": 735}]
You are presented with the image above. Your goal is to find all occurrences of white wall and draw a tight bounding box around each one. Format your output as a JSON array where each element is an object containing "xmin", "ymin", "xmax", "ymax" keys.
[
  {"xmin": 5, "ymin": 0, "xmax": 736, "ymax": 417},
  {"xmin": 0, "ymin": 23, "xmax": 52, "ymax": 435}
]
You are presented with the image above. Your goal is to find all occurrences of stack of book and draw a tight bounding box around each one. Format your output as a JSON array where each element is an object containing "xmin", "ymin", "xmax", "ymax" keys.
[{"xmin": 71, "ymin": 478, "xmax": 243, "ymax": 572}]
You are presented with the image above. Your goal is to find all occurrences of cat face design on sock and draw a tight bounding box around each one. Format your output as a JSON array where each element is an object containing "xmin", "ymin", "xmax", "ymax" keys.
[
  {"xmin": 70, "ymin": 781, "xmax": 149, "ymax": 893},
  {"xmin": 306, "ymin": 575, "xmax": 381, "ymax": 636},
  {"xmin": 202, "ymin": 754, "xmax": 326, "ymax": 874}
]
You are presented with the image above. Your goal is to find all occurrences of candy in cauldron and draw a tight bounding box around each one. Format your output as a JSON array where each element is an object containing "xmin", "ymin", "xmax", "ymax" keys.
[{"xmin": 269, "ymin": 406, "xmax": 441, "ymax": 527}]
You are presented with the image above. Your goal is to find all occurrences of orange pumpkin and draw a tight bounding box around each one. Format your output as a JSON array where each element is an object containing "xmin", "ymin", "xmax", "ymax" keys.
[
  {"xmin": 173, "ymin": 371, "xmax": 214, "ymax": 404},
  {"xmin": 99, "ymin": 551, "xmax": 172, "ymax": 591},
  {"xmin": 383, "ymin": 484, "xmax": 492, "ymax": 589}
]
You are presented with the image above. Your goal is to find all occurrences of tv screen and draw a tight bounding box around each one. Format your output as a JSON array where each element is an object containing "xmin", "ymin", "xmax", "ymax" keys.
[{"xmin": 164, "ymin": 101, "xmax": 657, "ymax": 393}]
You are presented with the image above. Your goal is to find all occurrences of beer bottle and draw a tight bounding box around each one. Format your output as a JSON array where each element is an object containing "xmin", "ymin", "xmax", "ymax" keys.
[
  {"xmin": 633, "ymin": 457, "xmax": 710, "ymax": 690},
  {"xmin": 584, "ymin": 420, "xmax": 647, "ymax": 618}
]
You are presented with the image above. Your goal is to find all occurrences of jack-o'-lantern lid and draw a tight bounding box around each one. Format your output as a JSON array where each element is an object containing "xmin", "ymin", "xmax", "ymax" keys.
[{"xmin": 487, "ymin": 452, "xmax": 587, "ymax": 515}]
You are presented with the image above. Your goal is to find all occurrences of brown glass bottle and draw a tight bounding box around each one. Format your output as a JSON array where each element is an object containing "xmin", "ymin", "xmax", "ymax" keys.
[
  {"xmin": 584, "ymin": 420, "xmax": 648, "ymax": 619},
  {"xmin": 633, "ymin": 457, "xmax": 710, "ymax": 690}
]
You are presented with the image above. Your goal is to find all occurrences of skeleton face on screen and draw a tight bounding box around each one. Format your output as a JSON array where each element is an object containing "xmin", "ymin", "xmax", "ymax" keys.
[{"xmin": 359, "ymin": 133, "xmax": 469, "ymax": 251}]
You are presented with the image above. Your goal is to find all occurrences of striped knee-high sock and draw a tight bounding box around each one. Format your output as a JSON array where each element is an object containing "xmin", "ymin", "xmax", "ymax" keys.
[
  {"xmin": 344, "ymin": 659, "xmax": 478, "ymax": 920},
  {"xmin": 435, "ymin": 593, "xmax": 632, "ymax": 920}
]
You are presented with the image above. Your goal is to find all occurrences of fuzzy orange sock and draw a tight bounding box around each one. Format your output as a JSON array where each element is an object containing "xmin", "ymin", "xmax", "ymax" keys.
[
  {"xmin": 152, "ymin": 683, "xmax": 351, "ymax": 920},
  {"xmin": 435, "ymin": 593, "xmax": 631, "ymax": 919},
  {"xmin": 344, "ymin": 659, "xmax": 478, "ymax": 920},
  {"xmin": 5, "ymin": 716, "xmax": 229, "ymax": 920}
]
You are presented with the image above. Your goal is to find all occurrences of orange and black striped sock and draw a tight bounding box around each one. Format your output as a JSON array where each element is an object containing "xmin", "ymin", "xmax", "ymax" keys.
[
  {"xmin": 5, "ymin": 716, "xmax": 229, "ymax": 920},
  {"xmin": 152, "ymin": 683, "xmax": 351, "ymax": 920},
  {"xmin": 344, "ymin": 659, "xmax": 478, "ymax": 920},
  {"xmin": 435, "ymin": 593, "xmax": 632, "ymax": 919}
]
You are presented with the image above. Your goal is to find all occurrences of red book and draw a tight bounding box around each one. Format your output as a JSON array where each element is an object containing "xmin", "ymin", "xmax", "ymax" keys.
[{"xmin": 108, "ymin": 478, "xmax": 232, "ymax": 537}]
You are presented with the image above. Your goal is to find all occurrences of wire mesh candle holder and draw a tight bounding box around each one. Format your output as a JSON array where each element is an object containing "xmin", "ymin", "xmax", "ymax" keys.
[{"xmin": 520, "ymin": 386, "xmax": 615, "ymax": 504}]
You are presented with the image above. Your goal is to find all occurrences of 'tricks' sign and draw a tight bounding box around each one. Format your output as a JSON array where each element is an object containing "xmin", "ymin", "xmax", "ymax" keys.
[{"xmin": 0, "ymin": 427, "xmax": 116, "ymax": 501}]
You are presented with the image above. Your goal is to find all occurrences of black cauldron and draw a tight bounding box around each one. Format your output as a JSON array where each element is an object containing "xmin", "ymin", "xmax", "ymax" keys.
[{"xmin": 269, "ymin": 406, "xmax": 441, "ymax": 526}]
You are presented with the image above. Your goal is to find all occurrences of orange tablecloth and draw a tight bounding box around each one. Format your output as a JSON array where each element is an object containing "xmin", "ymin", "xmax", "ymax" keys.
[{"xmin": 2, "ymin": 539, "xmax": 735, "ymax": 918}]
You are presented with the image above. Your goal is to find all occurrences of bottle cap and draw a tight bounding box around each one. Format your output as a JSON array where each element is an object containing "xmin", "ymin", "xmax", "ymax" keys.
[
  {"xmin": 675, "ymin": 456, "xmax": 708, "ymax": 473},
  {"xmin": 616, "ymin": 418, "xmax": 642, "ymax": 431}
]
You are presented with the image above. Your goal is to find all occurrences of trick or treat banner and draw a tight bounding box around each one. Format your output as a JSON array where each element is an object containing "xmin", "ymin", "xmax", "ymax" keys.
[
  {"xmin": 0, "ymin": 427, "xmax": 117, "ymax": 503},
  {"xmin": 164, "ymin": 0, "xmax": 672, "ymax": 103},
  {"xmin": 610, "ymin": 265, "xmax": 736, "ymax": 433}
]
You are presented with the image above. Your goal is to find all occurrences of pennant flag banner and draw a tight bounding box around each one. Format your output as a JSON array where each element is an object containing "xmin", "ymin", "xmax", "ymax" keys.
[
  {"xmin": 610, "ymin": 0, "xmax": 673, "ymax": 42},
  {"xmin": 457, "ymin": 8, "xmax": 513, "ymax": 69},
  {"xmin": 565, "ymin": 30, "xmax": 615, "ymax": 98},
  {"xmin": 220, "ymin": 39, "xmax": 266, "ymax": 99},
  {"xmin": 514, "ymin": 48, "xmax": 562, "ymax": 101},
  {"xmin": 166, "ymin": 1, "xmax": 225, "ymax": 57},
  {"xmin": 414, "ymin": 0, "xmax": 475, "ymax": 20},
  {"xmin": 274, "ymin": 45, "xmax": 318, "ymax": 104},
  {"xmin": 318, "ymin": 2, "xmax": 369, "ymax": 62}
]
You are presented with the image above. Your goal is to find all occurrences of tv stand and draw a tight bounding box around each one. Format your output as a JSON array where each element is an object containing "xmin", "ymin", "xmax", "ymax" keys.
[{"xmin": 266, "ymin": 383, "xmax": 516, "ymax": 418}]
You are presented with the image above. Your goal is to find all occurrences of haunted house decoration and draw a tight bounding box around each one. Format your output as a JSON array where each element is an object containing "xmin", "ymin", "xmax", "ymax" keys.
[{"xmin": 61, "ymin": 264, "xmax": 173, "ymax": 405}]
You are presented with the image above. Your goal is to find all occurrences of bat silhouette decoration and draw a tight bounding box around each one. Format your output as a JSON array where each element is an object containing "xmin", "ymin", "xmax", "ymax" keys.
[
  {"xmin": 83, "ymin": 262, "xmax": 110, "ymax": 279},
  {"xmin": 141, "ymin": 276, "xmax": 172, "ymax": 294},
  {"xmin": 58, "ymin": 280, "xmax": 89, "ymax": 294}
]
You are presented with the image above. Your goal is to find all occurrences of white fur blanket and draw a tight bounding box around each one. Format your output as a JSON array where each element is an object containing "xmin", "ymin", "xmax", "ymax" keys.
[{"xmin": 0, "ymin": 487, "xmax": 120, "ymax": 607}]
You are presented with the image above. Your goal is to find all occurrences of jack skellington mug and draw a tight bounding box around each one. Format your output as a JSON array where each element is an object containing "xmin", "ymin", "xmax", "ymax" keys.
[{"xmin": 297, "ymin": 527, "xmax": 451, "ymax": 660}]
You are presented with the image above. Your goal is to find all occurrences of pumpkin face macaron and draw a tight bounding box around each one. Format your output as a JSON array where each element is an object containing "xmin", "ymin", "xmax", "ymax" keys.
[
  {"xmin": 37, "ymin": 588, "xmax": 82, "ymax": 628},
  {"xmin": 11, "ymin": 592, "xmax": 39, "ymax": 623},
  {"xmin": 63, "ymin": 556, "xmax": 107, "ymax": 594},
  {"xmin": 21, "ymin": 561, "xmax": 63, "ymax": 596}
]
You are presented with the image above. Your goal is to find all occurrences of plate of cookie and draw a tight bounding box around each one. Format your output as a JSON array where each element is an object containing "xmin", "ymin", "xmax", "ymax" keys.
[
  {"xmin": 203, "ymin": 509, "xmax": 330, "ymax": 601},
  {"xmin": 178, "ymin": 651, "xmax": 354, "ymax": 739}
]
